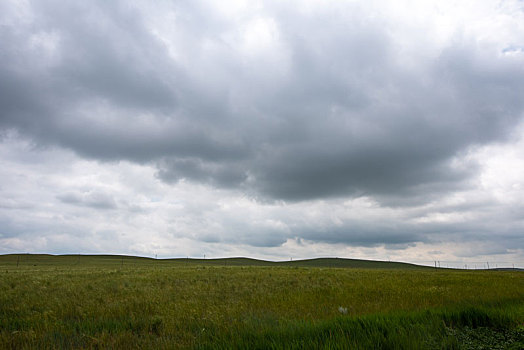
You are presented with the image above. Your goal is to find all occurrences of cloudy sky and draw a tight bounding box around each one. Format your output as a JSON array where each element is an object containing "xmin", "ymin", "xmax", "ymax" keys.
[{"xmin": 1, "ymin": 0, "xmax": 524, "ymax": 267}]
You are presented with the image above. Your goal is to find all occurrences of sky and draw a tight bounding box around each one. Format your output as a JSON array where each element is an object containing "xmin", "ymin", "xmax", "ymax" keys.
[{"xmin": 1, "ymin": 0, "xmax": 524, "ymax": 267}]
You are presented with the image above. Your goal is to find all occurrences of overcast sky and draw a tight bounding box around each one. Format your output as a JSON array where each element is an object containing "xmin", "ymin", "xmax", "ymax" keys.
[{"xmin": 1, "ymin": 0, "xmax": 524, "ymax": 267}]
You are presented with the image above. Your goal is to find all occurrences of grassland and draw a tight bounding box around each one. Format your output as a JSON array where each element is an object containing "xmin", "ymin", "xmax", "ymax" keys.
[{"xmin": 0, "ymin": 254, "xmax": 523, "ymax": 349}]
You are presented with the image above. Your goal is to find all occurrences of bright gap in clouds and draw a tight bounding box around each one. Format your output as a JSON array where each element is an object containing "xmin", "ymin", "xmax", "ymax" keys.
[{"xmin": 0, "ymin": 0, "xmax": 523, "ymax": 267}]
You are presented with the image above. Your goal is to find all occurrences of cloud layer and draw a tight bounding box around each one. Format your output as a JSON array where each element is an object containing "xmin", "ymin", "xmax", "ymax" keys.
[{"xmin": 1, "ymin": 0, "xmax": 524, "ymax": 265}]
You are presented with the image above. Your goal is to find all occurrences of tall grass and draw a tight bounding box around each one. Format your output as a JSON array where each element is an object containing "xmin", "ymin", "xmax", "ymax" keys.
[
  {"xmin": 0, "ymin": 255, "xmax": 522, "ymax": 348},
  {"xmin": 198, "ymin": 307, "xmax": 523, "ymax": 349}
]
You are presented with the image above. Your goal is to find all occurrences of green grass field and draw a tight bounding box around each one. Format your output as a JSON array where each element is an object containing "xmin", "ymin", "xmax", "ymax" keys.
[{"xmin": 1, "ymin": 254, "xmax": 523, "ymax": 349}]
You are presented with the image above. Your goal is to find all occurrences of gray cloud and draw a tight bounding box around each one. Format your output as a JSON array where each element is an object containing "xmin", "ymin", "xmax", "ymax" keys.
[
  {"xmin": 57, "ymin": 192, "xmax": 117, "ymax": 210},
  {"xmin": 2, "ymin": 1, "xmax": 524, "ymax": 206},
  {"xmin": 156, "ymin": 158, "xmax": 248, "ymax": 188},
  {"xmin": 299, "ymin": 226, "xmax": 423, "ymax": 247},
  {"xmin": 0, "ymin": 131, "xmax": 523, "ymax": 262}
]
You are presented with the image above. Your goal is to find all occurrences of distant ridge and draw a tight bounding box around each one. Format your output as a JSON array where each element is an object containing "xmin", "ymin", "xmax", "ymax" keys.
[
  {"xmin": 167, "ymin": 257, "xmax": 429, "ymax": 269},
  {"xmin": 0, "ymin": 254, "xmax": 432, "ymax": 269}
]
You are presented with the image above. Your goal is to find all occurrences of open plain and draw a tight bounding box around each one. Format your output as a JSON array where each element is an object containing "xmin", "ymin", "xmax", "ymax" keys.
[{"xmin": 0, "ymin": 254, "xmax": 522, "ymax": 349}]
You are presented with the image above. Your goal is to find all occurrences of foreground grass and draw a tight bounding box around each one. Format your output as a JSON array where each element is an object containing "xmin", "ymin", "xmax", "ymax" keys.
[{"xmin": 0, "ymin": 255, "xmax": 522, "ymax": 348}]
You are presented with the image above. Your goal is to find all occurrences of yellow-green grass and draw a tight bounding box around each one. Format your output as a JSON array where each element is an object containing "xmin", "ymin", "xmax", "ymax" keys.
[{"xmin": 1, "ymin": 254, "xmax": 522, "ymax": 349}]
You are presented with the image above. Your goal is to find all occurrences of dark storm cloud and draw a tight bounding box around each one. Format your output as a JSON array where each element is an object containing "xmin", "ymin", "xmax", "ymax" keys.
[
  {"xmin": 156, "ymin": 158, "xmax": 247, "ymax": 188},
  {"xmin": 2, "ymin": 0, "xmax": 524, "ymax": 206}
]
